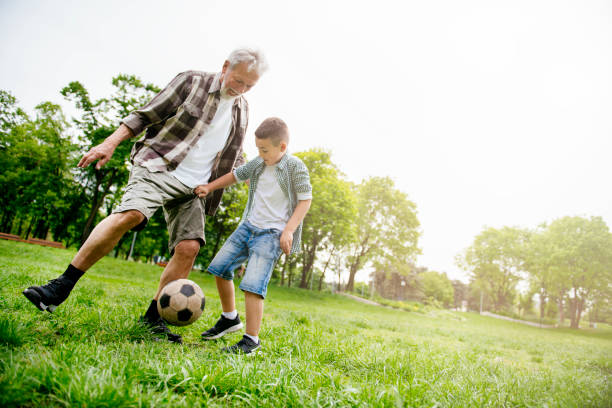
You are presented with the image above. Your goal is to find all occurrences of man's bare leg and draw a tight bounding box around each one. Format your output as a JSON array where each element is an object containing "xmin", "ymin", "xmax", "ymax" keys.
[
  {"xmin": 244, "ymin": 291, "xmax": 263, "ymax": 337},
  {"xmin": 153, "ymin": 240, "xmax": 201, "ymax": 299},
  {"xmin": 72, "ymin": 210, "xmax": 145, "ymax": 271},
  {"xmin": 22, "ymin": 210, "xmax": 145, "ymax": 313}
]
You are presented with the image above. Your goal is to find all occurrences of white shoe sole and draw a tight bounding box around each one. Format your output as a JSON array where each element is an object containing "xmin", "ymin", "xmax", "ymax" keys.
[{"xmin": 202, "ymin": 322, "xmax": 243, "ymax": 340}]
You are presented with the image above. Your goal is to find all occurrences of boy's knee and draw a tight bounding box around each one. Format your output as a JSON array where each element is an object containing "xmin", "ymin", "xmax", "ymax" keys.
[{"xmin": 173, "ymin": 240, "xmax": 201, "ymax": 259}]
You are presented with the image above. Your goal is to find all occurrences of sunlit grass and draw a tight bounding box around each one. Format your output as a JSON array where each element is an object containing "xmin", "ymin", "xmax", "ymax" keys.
[{"xmin": 1, "ymin": 240, "xmax": 610, "ymax": 407}]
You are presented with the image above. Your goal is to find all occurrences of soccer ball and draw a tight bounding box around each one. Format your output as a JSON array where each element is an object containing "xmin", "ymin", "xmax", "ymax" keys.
[{"xmin": 157, "ymin": 279, "xmax": 205, "ymax": 326}]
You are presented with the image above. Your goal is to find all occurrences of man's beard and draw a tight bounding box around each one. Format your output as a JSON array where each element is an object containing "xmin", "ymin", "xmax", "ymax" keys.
[{"xmin": 220, "ymin": 78, "xmax": 239, "ymax": 100}]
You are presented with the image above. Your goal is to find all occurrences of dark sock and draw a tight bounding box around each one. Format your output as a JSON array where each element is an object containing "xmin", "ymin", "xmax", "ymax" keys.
[
  {"xmin": 62, "ymin": 264, "xmax": 85, "ymax": 284},
  {"xmin": 144, "ymin": 300, "xmax": 160, "ymax": 321}
]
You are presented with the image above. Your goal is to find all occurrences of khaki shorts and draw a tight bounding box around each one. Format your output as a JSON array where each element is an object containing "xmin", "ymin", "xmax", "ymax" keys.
[{"xmin": 113, "ymin": 165, "xmax": 206, "ymax": 254}]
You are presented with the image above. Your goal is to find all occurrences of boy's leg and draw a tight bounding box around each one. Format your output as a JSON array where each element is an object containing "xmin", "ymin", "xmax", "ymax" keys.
[
  {"xmin": 223, "ymin": 227, "xmax": 282, "ymax": 354},
  {"xmin": 201, "ymin": 224, "xmax": 251, "ymax": 340},
  {"xmin": 215, "ymin": 276, "xmax": 236, "ymax": 313},
  {"xmin": 244, "ymin": 291, "xmax": 264, "ymax": 337}
]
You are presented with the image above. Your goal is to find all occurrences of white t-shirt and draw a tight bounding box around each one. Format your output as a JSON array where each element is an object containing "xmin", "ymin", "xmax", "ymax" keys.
[
  {"xmin": 247, "ymin": 165, "xmax": 291, "ymax": 231},
  {"xmin": 171, "ymin": 96, "xmax": 235, "ymax": 188}
]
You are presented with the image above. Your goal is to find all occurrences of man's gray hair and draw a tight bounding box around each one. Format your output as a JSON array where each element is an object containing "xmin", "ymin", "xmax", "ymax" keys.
[{"xmin": 227, "ymin": 48, "xmax": 269, "ymax": 75}]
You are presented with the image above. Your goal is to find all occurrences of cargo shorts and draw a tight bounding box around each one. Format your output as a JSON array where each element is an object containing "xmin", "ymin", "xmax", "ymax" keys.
[{"xmin": 113, "ymin": 165, "xmax": 206, "ymax": 254}]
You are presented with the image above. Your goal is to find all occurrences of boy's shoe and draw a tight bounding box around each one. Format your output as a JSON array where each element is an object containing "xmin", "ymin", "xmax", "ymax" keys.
[
  {"xmin": 139, "ymin": 316, "xmax": 182, "ymax": 344},
  {"xmin": 222, "ymin": 335, "xmax": 260, "ymax": 354},
  {"xmin": 22, "ymin": 276, "xmax": 75, "ymax": 313},
  {"xmin": 201, "ymin": 314, "xmax": 243, "ymax": 340}
]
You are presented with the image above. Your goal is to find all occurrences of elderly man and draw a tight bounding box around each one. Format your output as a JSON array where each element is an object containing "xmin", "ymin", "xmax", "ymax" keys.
[{"xmin": 23, "ymin": 48, "xmax": 268, "ymax": 343}]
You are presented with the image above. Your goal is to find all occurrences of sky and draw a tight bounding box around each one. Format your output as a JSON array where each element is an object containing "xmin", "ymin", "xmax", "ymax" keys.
[{"xmin": 1, "ymin": 0, "xmax": 611, "ymax": 283}]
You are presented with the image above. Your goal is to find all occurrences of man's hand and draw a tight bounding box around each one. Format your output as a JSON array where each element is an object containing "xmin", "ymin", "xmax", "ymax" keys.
[
  {"xmin": 194, "ymin": 185, "xmax": 211, "ymax": 198},
  {"xmin": 77, "ymin": 124, "xmax": 134, "ymax": 170},
  {"xmin": 78, "ymin": 140, "xmax": 117, "ymax": 169},
  {"xmin": 280, "ymin": 229, "xmax": 294, "ymax": 255}
]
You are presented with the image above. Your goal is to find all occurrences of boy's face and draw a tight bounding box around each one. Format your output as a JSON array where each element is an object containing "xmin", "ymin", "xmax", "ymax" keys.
[{"xmin": 256, "ymin": 137, "xmax": 287, "ymax": 166}]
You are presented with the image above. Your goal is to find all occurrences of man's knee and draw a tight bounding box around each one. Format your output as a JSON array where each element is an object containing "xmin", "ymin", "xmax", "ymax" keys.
[
  {"xmin": 173, "ymin": 240, "xmax": 201, "ymax": 260},
  {"xmin": 112, "ymin": 210, "xmax": 146, "ymax": 229}
]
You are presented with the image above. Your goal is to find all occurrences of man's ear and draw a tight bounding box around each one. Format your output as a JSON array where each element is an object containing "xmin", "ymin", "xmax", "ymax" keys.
[{"xmin": 221, "ymin": 60, "xmax": 230, "ymax": 75}]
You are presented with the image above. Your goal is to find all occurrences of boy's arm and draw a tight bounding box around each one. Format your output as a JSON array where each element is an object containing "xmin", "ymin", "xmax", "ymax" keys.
[
  {"xmin": 194, "ymin": 172, "xmax": 237, "ymax": 197},
  {"xmin": 280, "ymin": 199, "xmax": 311, "ymax": 255}
]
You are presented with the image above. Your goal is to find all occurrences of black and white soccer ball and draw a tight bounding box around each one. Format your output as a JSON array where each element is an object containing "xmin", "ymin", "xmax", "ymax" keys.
[{"xmin": 157, "ymin": 279, "xmax": 205, "ymax": 326}]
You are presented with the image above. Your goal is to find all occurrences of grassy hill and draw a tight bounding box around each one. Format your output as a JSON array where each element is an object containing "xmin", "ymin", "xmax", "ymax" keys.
[{"xmin": 0, "ymin": 240, "xmax": 610, "ymax": 407}]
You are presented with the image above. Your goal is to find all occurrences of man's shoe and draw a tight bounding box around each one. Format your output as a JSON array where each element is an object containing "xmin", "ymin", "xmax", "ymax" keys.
[
  {"xmin": 222, "ymin": 335, "xmax": 260, "ymax": 354},
  {"xmin": 140, "ymin": 316, "xmax": 183, "ymax": 344},
  {"xmin": 201, "ymin": 314, "xmax": 243, "ymax": 340},
  {"xmin": 23, "ymin": 276, "xmax": 75, "ymax": 313}
]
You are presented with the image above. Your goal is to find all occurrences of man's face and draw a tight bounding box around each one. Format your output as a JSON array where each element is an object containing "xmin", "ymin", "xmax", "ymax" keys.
[
  {"xmin": 256, "ymin": 137, "xmax": 286, "ymax": 166},
  {"xmin": 220, "ymin": 61, "xmax": 260, "ymax": 98}
]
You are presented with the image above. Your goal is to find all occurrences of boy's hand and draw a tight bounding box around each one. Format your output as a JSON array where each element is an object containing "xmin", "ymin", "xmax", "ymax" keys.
[
  {"xmin": 194, "ymin": 185, "xmax": 211, "ymax": 198},
  {"xmin": 280, "ymin": 229, "xmax": 293, "ymax": 255}
]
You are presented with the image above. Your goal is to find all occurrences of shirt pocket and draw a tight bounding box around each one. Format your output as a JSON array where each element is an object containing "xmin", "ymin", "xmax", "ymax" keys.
[{"xmin": 173, "ymin": 102, "xmax": 203, "ymax": 134}]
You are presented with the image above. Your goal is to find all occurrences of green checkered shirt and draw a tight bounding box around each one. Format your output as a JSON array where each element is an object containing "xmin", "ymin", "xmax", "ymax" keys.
[{"xmin": 233, "ymin": 153, "xmax": 312, "ymax": 254}]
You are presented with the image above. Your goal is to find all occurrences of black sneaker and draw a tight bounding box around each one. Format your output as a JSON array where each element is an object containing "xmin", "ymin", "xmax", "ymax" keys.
[
  {"xmin": 23, "ymin": 276, "xmax": 75, "ymax": 313},
  {"xmin": 139, "ymin": 316, "xmax": 182, "ymax": 344},
  {"xmin": 201, "ymin": 314, "xmax": 243, "ymax": 340},
  {"xmin": 222, "ymin": 335, "xmax": 260, "ymax": 354}
]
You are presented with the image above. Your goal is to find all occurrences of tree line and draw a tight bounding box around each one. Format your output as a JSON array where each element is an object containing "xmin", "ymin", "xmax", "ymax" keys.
[
  {"xmin": 3, "ymin": 75, "xmax": 610, "ymax": 326},
  {"xmin": 456, "ymin": 217, "xmax": 612, "ymax": 327},
  {"xmin": 0, "ymin": 75, "xmax": 422, "ymax": 297}
]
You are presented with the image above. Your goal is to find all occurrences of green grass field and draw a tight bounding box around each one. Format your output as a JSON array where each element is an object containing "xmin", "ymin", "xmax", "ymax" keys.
[{"xmin": 1, "ymin": 240, "xmax": 610, "ymax": 407}]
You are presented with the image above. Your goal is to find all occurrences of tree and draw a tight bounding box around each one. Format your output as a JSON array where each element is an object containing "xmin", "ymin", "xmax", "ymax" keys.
[
  {"xmin": 524, "ymin": 226, "xmax": 557, "ymax": 319},
  {"xmin": 295, "ymin": 149, "xmax": 356, "ymax": 289},
  {"xmin": 458, "ymin": 226, "xmax": 528, "ymax": 313},
  {"xmin": 345, "ymin": 177, "xmax": 420, "ymax": 292},
  {"xmin": 420, "ymin": 270, "xmax": 454, "ymax": 308},
  {"xmin": 451, "ymin": 280, "xmax": 468, "ymax": 310},
  {"xmin": 543, "ymin": 216, "xmax": 612, "ymax": 328},
  {"xmin": 371, "ymin": 260, "xmax": 423, "ymax": 301},
  {"xmin": 0, "ymin": 94, "xmax": 80, "ymax": 240},
  {"xmin": 61, "ymin": 76, "xmax": 160, "ymax": 244}
]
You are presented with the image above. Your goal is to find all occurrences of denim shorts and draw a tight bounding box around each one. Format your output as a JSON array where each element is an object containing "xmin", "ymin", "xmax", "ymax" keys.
[{"xmin": 207, "ymin": 221, "xmax": 283, "ymax": 298}]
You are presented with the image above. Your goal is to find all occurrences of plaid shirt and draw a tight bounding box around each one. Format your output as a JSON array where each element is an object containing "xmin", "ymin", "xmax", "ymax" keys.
[
  {"xmin": 234, "ymin": 153, "xmax": 313, "ymax": 254},
  {"xmin": 121, "ymin": 71, "xmax": 248, "ymax": 215}
]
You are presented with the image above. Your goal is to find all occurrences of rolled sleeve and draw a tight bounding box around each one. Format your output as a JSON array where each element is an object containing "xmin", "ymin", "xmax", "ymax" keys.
[
  {"xmin": 297, "ymin": 191, "xmax": 313, "ymax": 201},
  {"xmin": 293, "ymin": 161, "xmax": 312, "ymax": 200}
]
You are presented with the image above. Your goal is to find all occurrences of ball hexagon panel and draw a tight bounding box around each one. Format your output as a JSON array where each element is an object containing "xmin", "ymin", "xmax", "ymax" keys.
[
  {"xmin": 159, "ymin": 293, "xmax": 171, "ymax": 309},
  {"xmin": 177, "ymin": 308, "xmax": 193, "ymax": 322},
  {"xmin": 180, "ymin": 284, "xmax": 195, "ymax": 297}
]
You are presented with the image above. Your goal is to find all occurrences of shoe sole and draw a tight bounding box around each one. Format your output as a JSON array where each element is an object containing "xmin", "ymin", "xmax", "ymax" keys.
[
  {"xmin": 201, "ymin": 322, "xmax": 243, "ymax": 340},
  {"xmin": 22, "ymin": 289, "xmax": 57, "ymax": 313},
  {"xmin": 223, "ymin": 344, "xmax": 260, "ymax": 355}
]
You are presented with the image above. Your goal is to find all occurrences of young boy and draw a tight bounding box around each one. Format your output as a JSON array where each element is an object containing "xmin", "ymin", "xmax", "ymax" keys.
[{"xmin": 194, "ymin": 117, "xmax": 312, "ymax": 354}]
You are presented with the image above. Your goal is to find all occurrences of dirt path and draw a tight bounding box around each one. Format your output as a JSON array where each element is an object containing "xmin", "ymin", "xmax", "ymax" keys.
[
  {"xmin": 338, "ymin": 292, "xmax": 382, "ymax": 306},
  {"xmin": 481, "ymin": 311, "xmax": 555, "ymax": 328}
]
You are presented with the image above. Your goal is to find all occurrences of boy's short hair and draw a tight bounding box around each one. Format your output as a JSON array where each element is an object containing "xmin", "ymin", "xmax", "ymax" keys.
[{"xmin": 255, "ymin": 117, "xmax": 289, "ymax": 146}]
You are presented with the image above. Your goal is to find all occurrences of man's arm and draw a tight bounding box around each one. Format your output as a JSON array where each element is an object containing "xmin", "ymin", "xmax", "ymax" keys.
[
  {"xmin": 194, "ymin": 172, "xmax": 237, "ymax": 198},
  {"xmin": 78, "ymin": 124, "xmax": 134, "ymax": 169},
  {"xmin": 78, "ymin": 72, "xmax": 192, "ymax": 170},
  {"xmin": 280, "ymin": 199, "xmax": 312, "ymax": 255}
]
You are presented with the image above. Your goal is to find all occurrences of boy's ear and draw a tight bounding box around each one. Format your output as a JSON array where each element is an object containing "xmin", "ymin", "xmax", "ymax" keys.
[{"xmin": 280, "ymin": 142, "xmax": 288, "ymax": 152}]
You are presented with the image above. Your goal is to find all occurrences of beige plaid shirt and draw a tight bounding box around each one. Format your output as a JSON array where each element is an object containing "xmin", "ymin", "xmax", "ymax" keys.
[{"xmin": 121, "ymin": 71, "xmax": 248, "ymax": 215}]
